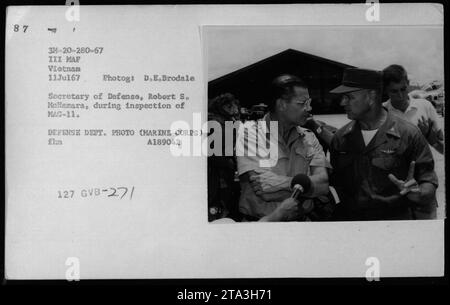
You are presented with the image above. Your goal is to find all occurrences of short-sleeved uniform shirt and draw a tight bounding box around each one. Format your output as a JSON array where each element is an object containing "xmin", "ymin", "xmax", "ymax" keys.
[
  {"xmin": 330, "ymin": 112, "xmax": 438, "ymax": 221},
  {"xmin": 236, "ymin": 114, "xmax": 331, "ymax": 218},
  {"xmin": 383, "ymin": 98, "xmax": 442, "ymax": 141}
]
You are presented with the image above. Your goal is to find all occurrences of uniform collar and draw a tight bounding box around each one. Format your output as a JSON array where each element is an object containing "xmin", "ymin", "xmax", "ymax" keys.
[
  {"xmin": 264, "ymin": 113, "xmax": 305, "ymax": 147},
  {"xmin": 343, "ymin": 112, "xmax": 400, "ymax": 153},
  {"xmin": 385, "ymin": 98, "xmax": 418, "ymax": 114},
  {"xmin": 343, "ymin": 111, "xmax": 399, "ymax": 136}
]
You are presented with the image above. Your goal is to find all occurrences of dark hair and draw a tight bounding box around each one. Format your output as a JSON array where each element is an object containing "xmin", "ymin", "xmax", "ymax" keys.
[
  {"xmin": 382, "ymin": 64, "xmax": 409, "ymax": 88},
  {"xmin": 208, "ymin": 93, "xmax": 239, "ymax": 113},
  {"xmin": 267, "ymin": 74, "xmax": 307, "ymax": 112}
]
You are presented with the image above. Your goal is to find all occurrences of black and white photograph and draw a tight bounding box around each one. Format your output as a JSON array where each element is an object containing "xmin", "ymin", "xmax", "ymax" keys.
[
  {"xmin": 3, "ymin": 2, "xmax": 446, "ymax": 283},
  {"xmin": 206, "ymin": 25, "xmax": 445, "ymax": 223}
]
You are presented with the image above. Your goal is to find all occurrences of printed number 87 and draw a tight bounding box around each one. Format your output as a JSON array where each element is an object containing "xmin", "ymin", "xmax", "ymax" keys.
[{"xmin": 13, "ymin": 24, "xmax": 28, "ymax": 32}]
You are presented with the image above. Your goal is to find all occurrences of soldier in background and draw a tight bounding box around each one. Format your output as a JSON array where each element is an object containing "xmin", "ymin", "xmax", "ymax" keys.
[
  {"xmin": 382, "ymin": 64, "xmax": 444, "ymax": 154},
  {"xmin": 207, "ymin": 93, "xmax": 241, "ymax": 221}
]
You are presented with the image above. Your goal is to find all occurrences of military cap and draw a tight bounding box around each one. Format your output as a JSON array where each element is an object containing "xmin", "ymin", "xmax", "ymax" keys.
[{"xmin": 330, "ymin": 68, "xmax": 383, "ymax": 94}]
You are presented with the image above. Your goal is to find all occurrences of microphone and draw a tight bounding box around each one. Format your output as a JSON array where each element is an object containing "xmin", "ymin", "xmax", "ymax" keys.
[{"xmin": 290, "ymin": 174, "xmax": 312, "ymax": 199}]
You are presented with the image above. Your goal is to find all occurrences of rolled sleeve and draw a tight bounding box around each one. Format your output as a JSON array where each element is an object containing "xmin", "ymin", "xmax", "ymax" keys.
[
  {"xmin": 308, "ymin": 132, "xmax": 332, "ymax": 169},
  {"xmin": 236, "ymin": 121, "xmax": 272, "ymax": 175},
  {"xmin": 237, "ymin": 156, "xmax": 260, "ymax": 176},
  {"xmin": 427, "ymin": 102, "xmax": 442, "ymax": 135}
]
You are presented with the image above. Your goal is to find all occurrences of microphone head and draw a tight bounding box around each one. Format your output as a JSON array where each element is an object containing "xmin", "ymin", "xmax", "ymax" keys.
[
  {"xmin": 290, "ymin": 174, "xmax": 311, "ymax": 194},
  {"xmin": 292, "ymin": 184, "xmax": 304, "ymax": 193}
]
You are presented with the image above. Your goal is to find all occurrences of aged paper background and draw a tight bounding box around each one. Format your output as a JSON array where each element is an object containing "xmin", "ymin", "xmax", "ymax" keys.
[{"xmin": 5, "ymin": 4, "xmax": 444, "ymax": 279}]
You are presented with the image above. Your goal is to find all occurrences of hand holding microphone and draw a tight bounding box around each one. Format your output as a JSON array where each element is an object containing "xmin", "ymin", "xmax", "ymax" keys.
[
  {"xmin": 258, "ymin": 173, "xmax": 314, "ymax": 221},
  {"xmin": 290, "ymin": 174, "xmax": 314, "ymax": 218},
  {"xmin": 290, "ymin": 173, "xmax": 312, "ymax": 198}
]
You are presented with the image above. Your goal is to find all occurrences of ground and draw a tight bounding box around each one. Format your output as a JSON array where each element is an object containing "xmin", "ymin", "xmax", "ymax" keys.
[{"xmin": 315, "ymin": 114, "xmax": 445, "ymax": 219}]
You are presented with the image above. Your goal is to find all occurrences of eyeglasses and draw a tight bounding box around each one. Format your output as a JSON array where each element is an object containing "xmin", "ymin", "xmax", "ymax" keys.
[{"xmin": 289, "ymin": 97, "xmax": 312, "ymax": 107}]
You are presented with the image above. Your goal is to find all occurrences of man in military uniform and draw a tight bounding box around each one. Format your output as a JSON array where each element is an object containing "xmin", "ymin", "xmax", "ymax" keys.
[
  {"xmin": 236, "ymin": 74, "xmax": 331, "ymax": 221},
  {"xmin": 329, "ymin": 68, "xmax": 438, "ymax": 220}
]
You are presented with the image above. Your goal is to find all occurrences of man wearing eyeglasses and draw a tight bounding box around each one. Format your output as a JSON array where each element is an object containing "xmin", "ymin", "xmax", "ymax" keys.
[
  {"xmin": 236, "ymin": 74, "xmax": 331, "ymax": 221},
  {"xmin": 329, "ymin": 68, "xmax": 438, "ymax": 220}
]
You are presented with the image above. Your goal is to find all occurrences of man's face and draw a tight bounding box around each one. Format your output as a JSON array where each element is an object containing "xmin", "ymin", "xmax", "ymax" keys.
[
  {"xmin": 385, "ymin": 78, "xmax": 409, "ymax": 106},
  {"xmin": 340, "ymin": 89, "xmax": 371, "ymax": 120},
  {"xmin": 280, "ymin": 86, "xmax": 312, "ymax": 126}
]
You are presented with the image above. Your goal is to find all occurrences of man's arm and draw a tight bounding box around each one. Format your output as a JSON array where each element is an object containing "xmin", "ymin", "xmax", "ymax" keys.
[
  {"xmin": 428, "ymin": 125, "xmax": 444, "ymax": 154},
  {"xmin": 246, "ymin": 165, "xmax": 329, "ymax": 200},
  {"xmin": 317, "ymin": 127, "xmax": 335, "ymax": 151},
  {"xmin": 415, "ymin": 182, "xmax": 437, "ymax": 206},
  {"xmin": 427, "ymin": 102, "xmax": 444, "ymax": 154},
  {"xmin": 387, "ymin": 131, "xmax": 438, "ymax": 208},
  {"xmin": 242, "ymin": 170, "xmax": 292, "ymax": 202},
  {"xmin": 249, "ymin": 130, "xmax": 331, "ymax": 196},
  {"xmin": 410, "ymin": 130, "xmax": 439, "ymax": 206},
  {"xmin": 417, "ymin": 102, "xmax": 444, "ymax": 154},
  {"xmin": 388, "ymin": 161, "xmax": 437, "ymax": 207},
  {"xmin": 258, "ymin": 191, "xmax": 292, "ymax": 202},
  {"xmin": 258, "ymin": 197, "xmax": 300, "ymax": 221},
  {"xmin": 306, "ymin": 166, "xmax": 329, "ymax": 197},
  {"xmin": 418, "ymin": 116, "xmax": 444, "ymax": 154}
]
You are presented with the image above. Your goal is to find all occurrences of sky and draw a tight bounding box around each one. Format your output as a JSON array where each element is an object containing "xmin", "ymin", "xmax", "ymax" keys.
[{"xmin": 206, "ymin": 26, "xmax": 444, "ymax": 85}]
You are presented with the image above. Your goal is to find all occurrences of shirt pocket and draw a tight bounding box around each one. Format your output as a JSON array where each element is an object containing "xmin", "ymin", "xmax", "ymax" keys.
[
  {"xmin": 295, "ymin": 145, "xmax": 314, "ymax": 162},
  {"xmin": 334, "ymin": 152, "xmax": 354, "ymax": 170},
  {"xmin": 371, "ymin": 156, "xmax": 398, "ymax": 171},
  {"xmin": 370, "ymin": 155, "xmax": 401, "ymax": 194}
]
